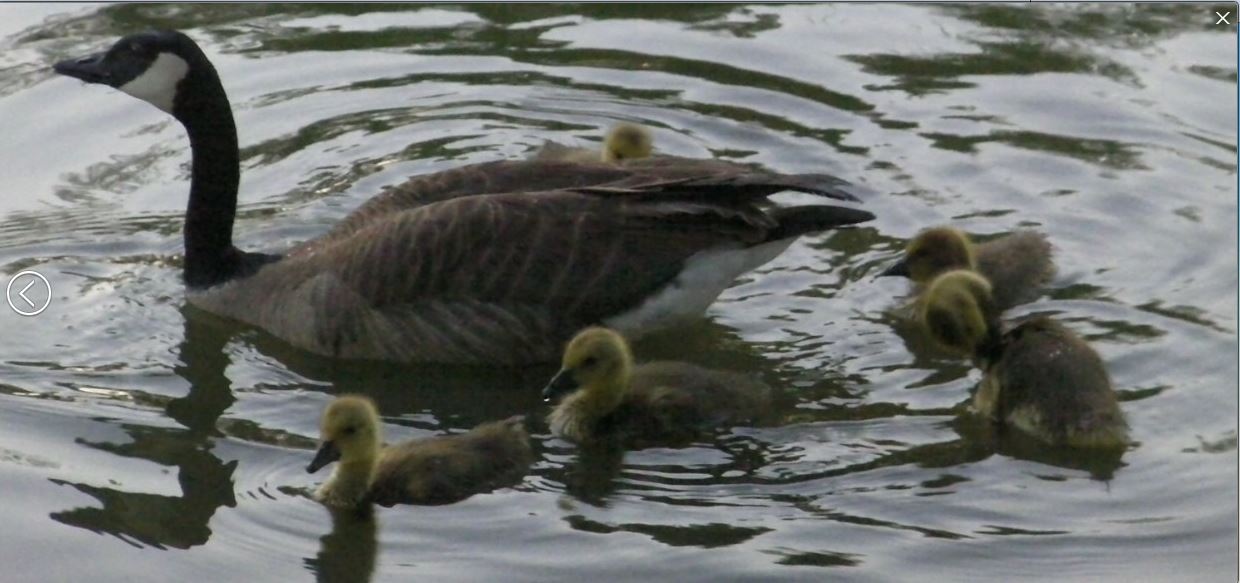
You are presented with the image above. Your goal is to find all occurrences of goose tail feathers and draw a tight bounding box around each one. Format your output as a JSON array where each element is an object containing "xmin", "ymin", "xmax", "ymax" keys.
[{"xmin": 766, "ymin": 205, "xmax": 874, "ymax": 241}]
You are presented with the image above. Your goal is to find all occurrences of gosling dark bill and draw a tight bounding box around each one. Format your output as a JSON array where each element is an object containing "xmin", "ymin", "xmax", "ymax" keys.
[
  {"xmin": 306, "ymin": 440, "xmax": 341, "ymax": 473},
  {"xmin": 879, "ymin": 260, "xmax": 909, "ymax": 277},
  {"xmin": 541, "ymin": 369, "xmax": 579, "ymax": 402}
]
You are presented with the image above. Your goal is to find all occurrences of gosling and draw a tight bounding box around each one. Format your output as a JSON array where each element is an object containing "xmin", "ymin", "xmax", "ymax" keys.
[
  {"xmin": 921, "ymin": 270, "xmax": 1128, "ymax": 449},
  {"xmin": 601, "ymin": 122, "xmax": 653, "ymax": 162},
  {"xmin": 306, "ymin": 395, "xmax": 533, "ymax": 508},
  {"xmin": 883, "ymin": 226, "xmax": 1055, "ymax": 311},
  {"xmin": 542, "ymin": 327, "xmax": 772, "ymax": 447},
  {"xmin": 533, "ymin": 122, "xmax": 653, "ymax": 163}
]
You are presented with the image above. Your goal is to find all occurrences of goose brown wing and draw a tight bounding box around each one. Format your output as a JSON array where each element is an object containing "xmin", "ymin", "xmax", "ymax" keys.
[
  {"xmin": 225, "ymin": 191, "xmax": 768, "ymax": 362},
  {"xmin": 332, "ymin": 192, "xmax": 756, "ymax": 305},
  {"xmin": 294, "ymin": 158, "xmax": 863, "ymax": 255}
]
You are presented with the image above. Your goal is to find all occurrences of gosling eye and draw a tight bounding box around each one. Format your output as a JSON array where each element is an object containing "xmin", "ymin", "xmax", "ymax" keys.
[
  {"xmin": 581, "ymin": 356, "xmax": 598, "ymax": 368},
  {"xmin": 342, "ymin": 425, "xmax": 358, "ymax": 437}
]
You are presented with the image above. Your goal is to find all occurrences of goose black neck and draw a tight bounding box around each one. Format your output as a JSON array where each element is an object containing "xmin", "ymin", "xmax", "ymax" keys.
[{"xmin": 172, "ymin": 55, "xmax": 244, "ymax": 288}]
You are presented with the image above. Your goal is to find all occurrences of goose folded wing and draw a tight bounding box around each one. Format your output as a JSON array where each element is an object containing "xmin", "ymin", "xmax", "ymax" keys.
[
  {"xmin": 268, "ymin": 191, "xmax": 787, "ymax": 363},
  {"xmin": 301, "ymin": 158, "xmax": 864, "ymax": 253}
]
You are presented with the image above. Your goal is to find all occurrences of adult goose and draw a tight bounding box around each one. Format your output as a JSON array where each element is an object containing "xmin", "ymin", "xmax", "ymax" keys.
[{"xmin": 52, "ymin": 30, "xmax": 874, "ymax": 364}]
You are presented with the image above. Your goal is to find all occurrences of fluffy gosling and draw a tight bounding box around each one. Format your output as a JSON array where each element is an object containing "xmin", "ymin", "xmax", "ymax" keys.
[
  {"xmin": 307, "ymin": 395, "xmax": 533, "ymax": 507},
  {"xmin": 883, "ymin": 226, "xmax": 1055, "ymax": 311},
  {"xmin": 601, "ymin": 122, "xmax": 653, "ymax": 162},
  {"xmin": 542, "ymin": 327, "xmax": 772, "ymax": 447},
  {"xmin": 922, "ymin": 270, "xmax": 1128, "ymax": 449},
  {"xmin": 532, "ymin": 122, "xmax": 653, "ymax": 163}
]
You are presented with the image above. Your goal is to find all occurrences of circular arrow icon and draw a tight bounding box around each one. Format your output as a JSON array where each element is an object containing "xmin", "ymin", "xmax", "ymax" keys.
[{"xmin": 7, "ymin": 270, "xmax": 51, "ymax": 317}]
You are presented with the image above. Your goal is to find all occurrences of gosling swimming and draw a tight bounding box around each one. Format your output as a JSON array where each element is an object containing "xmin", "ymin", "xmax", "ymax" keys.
[
  {"xmin": 884, "ymin": 226, "xmax": 1054, "ymax": 311},
  {"xmin": 542, "ymin": 327, "xmax": 772, "ymax": 447},
  {"xmin": 921, "ymin": 270, "xmax": 1128, "ymax": 448},
  {"xmin": 307, "ymin": 396, "xmax": 533, "ymax": 507},
  {"xmin": 533, "ymin": 122, "xmax": 654, "ymax": 163}
]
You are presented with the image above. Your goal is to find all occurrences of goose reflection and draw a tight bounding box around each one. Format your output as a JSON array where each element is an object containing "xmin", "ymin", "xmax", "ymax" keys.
[
  {"xmin": 773, "ymin": 408, "xmax": 1126, "ymax": 485},
  {"xmin": 306, "ymin": 505, "xmax": 378, "ymax": 583},
  {"xmin": 47, "ymin": 309, "xmax": 239, "ymax": 548},
  {"xmin": 556, "ymin": 442, "xmax": 628, "ymax": 506},
  {"xmin": 48, "ymin": 436, "xmax": 237, "ymax": 549}
]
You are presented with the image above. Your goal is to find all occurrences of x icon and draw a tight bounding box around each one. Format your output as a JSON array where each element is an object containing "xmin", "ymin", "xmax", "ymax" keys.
[{"xmin": 1217, "ymin": 11, "xmax": 1231, "ymax": 24}]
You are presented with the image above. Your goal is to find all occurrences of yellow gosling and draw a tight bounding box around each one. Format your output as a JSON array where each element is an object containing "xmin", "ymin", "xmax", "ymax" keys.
[
  {"xmin": 543, "ymin": 327, "xmax": 771, "ymax": 447},
  {"xmin": 919, "ymin": 269, "xmax": 1001, "ymax": 357},
  {"xmin": 884, "ymin": 226, "xmax": 1055, "ymax": 310},
  {"xmin": 307, "ymin": 395, "xmax": 532, "ymax": 507},
  {"xmin": 921, "ymin": 270, "xmax": 1128, "ymax": 449},
  {"xmin": 531, "ymin": 122, "xmax": 654, "ymax": 164},
  {"xmin": 601, "ymin": 122, "xmax": 653, "ymax": 162}
]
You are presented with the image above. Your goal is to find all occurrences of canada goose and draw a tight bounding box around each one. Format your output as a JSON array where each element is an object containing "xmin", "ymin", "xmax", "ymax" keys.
[
  {"xmin": 533, "ymin": 122, "xmax": 654, "ymax": 163},
  {"xmin": 883, "ymin": 227, "xmax": 1054, "ymax": 311},
  {"xmin": 921, "ymin": 270, "xmax": 1128, "ymax": 449},
  {"xmin": 542, "ymin": 327, "xmax": 772, "ymax": 446},
  {"xmin": 53, "ymin": 31, "xmax": 875, "ymax": 364},
  {"xmin": 306, "ymin": 395, "xmax": 533, "ymax": 507}
]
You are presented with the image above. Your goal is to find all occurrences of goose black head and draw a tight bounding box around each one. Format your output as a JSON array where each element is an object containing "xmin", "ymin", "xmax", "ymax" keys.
[{"xmin": 53, "ymin": 30, "xmax": 209, "ymax": 115}]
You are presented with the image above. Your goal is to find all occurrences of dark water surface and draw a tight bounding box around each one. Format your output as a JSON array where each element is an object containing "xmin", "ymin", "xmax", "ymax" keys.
[{"xmin": 0, "ymin": 3, "xmax": 1235, "ymax": 581}]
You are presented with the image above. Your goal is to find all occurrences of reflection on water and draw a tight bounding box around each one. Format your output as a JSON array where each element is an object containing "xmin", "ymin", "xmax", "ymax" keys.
[
  {"xmin": 0, "ymin": 2, "xmax": 1234, "ymax": 581},
  {"xmin": 48, "ymin": 311, "xmax": 240, "ymax": 549},
  {"xmin": 309, "ymin": 506, "xmax": 377, "ymax": 583},
  {"xmin": 49, "ymin": 442, "xmax": 237, "ymax": 550}
]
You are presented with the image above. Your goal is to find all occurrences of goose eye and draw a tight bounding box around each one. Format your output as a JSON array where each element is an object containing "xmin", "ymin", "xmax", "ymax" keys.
[
  {"xmin": 342, "ymin": 425, "xmax": 358, "ymax": 436},
  {"xmin": 128, "ymin": 42, "xmax": 144, "ymax": 53},
  {"xmin": 581, "ymin": 356, "xmax": 598, "ymax": 368}
]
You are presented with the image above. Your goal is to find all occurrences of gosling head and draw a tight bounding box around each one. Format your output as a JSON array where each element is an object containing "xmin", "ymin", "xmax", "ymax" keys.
[
  {"xmin": 920, "ymin": 269, "xmax": 1000, "ymax": 357},
  {"xmin": 53, "ymin": 30, "xmax": 212, "ymax": 116},
  {"xmin": 882, "ymin": 227, "xmax": 976, "ymax": 283},
  {"xmin": 542, "ymin": 327, "xmax": 634, "ymax": 403},
  {"xmin": 602, "ymin": 122, "xmax": 653, "ymax": 162},
  {"xmin": 307, "ymin": 395, "xmax": 383, "ymax": 473}
]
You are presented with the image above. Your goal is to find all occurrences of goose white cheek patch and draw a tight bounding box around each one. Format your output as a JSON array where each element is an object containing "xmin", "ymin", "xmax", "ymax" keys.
[{"xmin": 119, "ymin": 52, "xmax": 189, "ymax": 113}]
